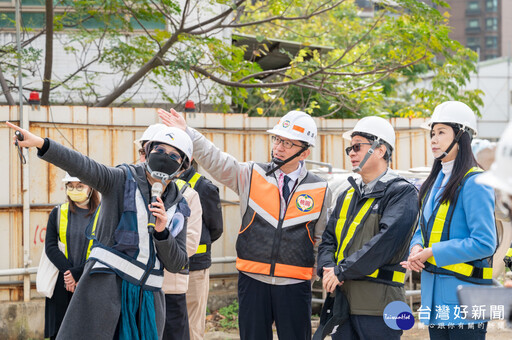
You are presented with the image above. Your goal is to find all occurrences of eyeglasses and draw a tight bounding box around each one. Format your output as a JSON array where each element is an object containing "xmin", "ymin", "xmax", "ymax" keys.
[
  {"xmin": 66, "ymin": 183, "xmax": 85, "ymax": 191},
  {"xmin": 138, "ymin": 148, "xmax": 145, "ymax": 156},
  {"xmin": 345, "ymin": 143, "xmax": 373, "ymax": 156},
  {"xmin": 271, "ymin": 136, "xmax": 303, "ymax": 149},
  {"xmin": 152, "ymin": 145, "xmax": 182, "ymax": 162}
]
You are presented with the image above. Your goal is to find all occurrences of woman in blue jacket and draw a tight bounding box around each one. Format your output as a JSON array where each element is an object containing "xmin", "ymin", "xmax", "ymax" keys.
[{"xmin": 401, "ymin": 101, "xmax": 497, "ymax": 339}]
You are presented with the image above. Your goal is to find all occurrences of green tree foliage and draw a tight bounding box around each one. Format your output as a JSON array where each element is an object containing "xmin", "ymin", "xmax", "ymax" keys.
[
  {"xmin": 237, "ymin": 0, "xmax": 483, "ymax": 118},
  {"xmin": 2, "ymin": 0, "xmax": 482, "ymax": 117}
]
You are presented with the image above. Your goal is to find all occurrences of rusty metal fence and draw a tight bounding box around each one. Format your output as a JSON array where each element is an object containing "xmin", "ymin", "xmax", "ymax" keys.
[{"xmin": 0, "ymin": 105, "xmax": 431, "ymax": 301}]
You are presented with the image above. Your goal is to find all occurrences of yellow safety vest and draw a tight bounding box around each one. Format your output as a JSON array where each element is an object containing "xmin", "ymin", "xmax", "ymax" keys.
[
  {"xmin": 59, "ymin": 202, "xmax": 101, "ymax": 259},
  {"xmin": 506, "ymin": 248, "xmax": 512, "ymax": 259},
  {"xmin": 421, "ymin": 167, "xmax": 493, "ymax": 283},
  {"xmin": 503, "ymin": 247, "xmax": 512, "ymax": 269},
  {"xmin": 335, "ymin": 187, "xmax": 406, "ymax": 285},
  {"xmin": 175, "ymin": 173, "xmax": 208, "ymax": 255}
]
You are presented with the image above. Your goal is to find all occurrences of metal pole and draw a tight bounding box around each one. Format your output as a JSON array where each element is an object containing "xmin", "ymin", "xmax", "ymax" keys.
[{"xmin": 15, "ymin": 0, "xmax": 31, "ymax": 302}]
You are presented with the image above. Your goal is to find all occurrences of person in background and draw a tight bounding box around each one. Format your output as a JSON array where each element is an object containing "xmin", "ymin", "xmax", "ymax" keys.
[
  {"xmin": 476, "ymin": 121, "xmax": 512, "ymax": 288},
  {"xmin": 182, "ymin": 160, "xmax": 223, "ymax": 340},
  {"xmin": 401, "ymin": 101, "xmax": 497, "ymax": 339},
  {"xmin": 44, "ymin": 173, "xmax": 100, "ymax": 339},
  {"xmin": 135, "ymin": 123, "xmax": 166, "ymax": 163}
]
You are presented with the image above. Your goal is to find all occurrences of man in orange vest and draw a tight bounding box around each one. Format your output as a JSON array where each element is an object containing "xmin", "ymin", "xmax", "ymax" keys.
[{"xmin": 159, "ymin": 109, "xmax": 332, "ymax": 340}]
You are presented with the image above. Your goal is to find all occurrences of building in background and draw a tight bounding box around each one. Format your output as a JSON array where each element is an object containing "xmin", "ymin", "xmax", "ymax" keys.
[
  {"xmin": 423, "ymin": 0, "xmax": 512, "ymax": 61},
  {"xmin": 418, "ymin": 56, "xmax": 512, "ymax": 139},
  {"xmin": 355, "ymin": 1, "xmax": 512, "ymax": 61}
]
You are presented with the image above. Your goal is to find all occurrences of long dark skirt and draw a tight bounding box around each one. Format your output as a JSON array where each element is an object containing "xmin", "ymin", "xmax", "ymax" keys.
[{"xmin": 44, "ymin": 272, "xmax": 73, "ymax": 338}]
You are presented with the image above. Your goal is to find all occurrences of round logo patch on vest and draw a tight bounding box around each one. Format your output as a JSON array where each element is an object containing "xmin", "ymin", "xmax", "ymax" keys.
[
  {"xmin": 296, "ymin": 194, "xmax": 314, "ymax": 212},
  {"xmin": 282, "ymin": 120, "xmax": 290, "ymax": 128}
]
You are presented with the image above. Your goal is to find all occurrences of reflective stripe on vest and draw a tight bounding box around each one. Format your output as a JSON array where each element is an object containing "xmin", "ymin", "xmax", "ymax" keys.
[
  {"xmin": 58, "ymin": 202, "xmax": 100, "ymax": 260},
  {"xmin": 188, "ymin": 172, "xmax": 201, "ymax": 189},
  {"xmin": 422, "ymin": 167, "xmax": 493, "ymax": 282},
  {"xmin": 196, "ymin": 244, "xmax": 207, "ymax": 254},
  {"xmin": 175, "ymin": 179, "xmax": 187, "ymax": 191},
  {"xmin": 89, "ymin": 247, "xmax": 164, "ymax": 290},
  {"xmin": 334, "ymin": 187, "xmax": 405, "ymax": 284},
  {"xmin": 506, "ymin": 248, "xmax": 512, "ymax": 258},
  {"xmin": 236, "ymin": 163, "xmax": 327, "ymax": 280}
]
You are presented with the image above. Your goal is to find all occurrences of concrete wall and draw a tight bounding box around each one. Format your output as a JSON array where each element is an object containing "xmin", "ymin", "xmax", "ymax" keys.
[{"xmin": 0, "ymin": 300, "xmax": 45, "ymax": 340}]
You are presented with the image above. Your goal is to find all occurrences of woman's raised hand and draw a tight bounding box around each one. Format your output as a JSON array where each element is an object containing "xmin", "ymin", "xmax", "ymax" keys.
[
  {"xmin": 5, "ymin": 121, "xmax": 45, "ymax": 148},
  {"xmin": 157, "ymin": 109, "xmax": 187, "ymax": 131}
]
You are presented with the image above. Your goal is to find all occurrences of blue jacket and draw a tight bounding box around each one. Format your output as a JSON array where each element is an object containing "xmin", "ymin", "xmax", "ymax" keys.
[{"xmin": 410, "ymin": 170, "xmax": 496, "ymax": 325}]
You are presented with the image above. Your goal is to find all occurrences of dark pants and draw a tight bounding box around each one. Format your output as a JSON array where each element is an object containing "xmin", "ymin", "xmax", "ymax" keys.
[
  {"xmin": 163, "ymin": 294, "xmax": 190, "ymax": 340},
  {"xmin": 331, "ymin": 314, "xmax": 403, "ymax": 340},
  {"xmin": 428, "ymin": 323, "xmax": 487, "ymax": 340},
  {"xmin": 238, "ymin": 272, "xmax": 312, "ymax": 340}
]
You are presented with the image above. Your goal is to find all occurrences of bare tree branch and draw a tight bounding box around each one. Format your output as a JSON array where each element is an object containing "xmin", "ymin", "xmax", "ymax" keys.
[
  {"xmin": 0, "ymin": 65, "xmax": 15, "ymax": 105},
  {"xmin": 94, "ymin": 30, "xmax": 182, "ymax": 106}
]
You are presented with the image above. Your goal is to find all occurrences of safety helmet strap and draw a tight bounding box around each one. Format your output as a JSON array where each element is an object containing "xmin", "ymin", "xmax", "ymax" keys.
[
  {"xmin": 145, "ymin": 161, "xmax": 183, "ymax": 185},
  {"xmin": 353, "ymin": 140, "xmax": 380, "ymax": 173},
  {"xmin": 435, "ymin": 127, "xmax": 467, "ymax": 161},
  {"xmin": 265, "ymin": 145, "xmax": 308, "ymax": 176}
]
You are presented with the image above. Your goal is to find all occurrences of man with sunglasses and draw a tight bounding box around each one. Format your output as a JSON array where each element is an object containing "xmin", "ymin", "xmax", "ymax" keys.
[
  {"xmin": 158, "ymin": 108, "xmax": 332, "ymax": 340},
  {"xmin": 317, "ymin": 116, "xmax": 419, "ymax": 339}
]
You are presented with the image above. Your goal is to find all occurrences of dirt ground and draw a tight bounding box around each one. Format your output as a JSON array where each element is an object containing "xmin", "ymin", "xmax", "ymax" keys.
[{"xmin": 205, "ymin": 320, "xmax": 512, "ymax": 339}]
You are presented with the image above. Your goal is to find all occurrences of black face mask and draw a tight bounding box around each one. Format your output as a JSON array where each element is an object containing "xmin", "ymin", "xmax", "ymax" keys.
[{"xmin": 147, "ymin": 152, "xmax": 182, "ymax": 180}]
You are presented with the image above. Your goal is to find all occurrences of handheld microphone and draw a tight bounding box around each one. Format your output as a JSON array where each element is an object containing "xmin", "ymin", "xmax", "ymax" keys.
[{"xmin": 148, "ymin": 182, "xmax": 164, "ymax": 234}]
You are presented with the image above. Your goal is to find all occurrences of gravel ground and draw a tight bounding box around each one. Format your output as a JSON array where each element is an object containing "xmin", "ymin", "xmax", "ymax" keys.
[{"xmin": 204, "ymin": 320, "xmax": 512, "ymax": 339}]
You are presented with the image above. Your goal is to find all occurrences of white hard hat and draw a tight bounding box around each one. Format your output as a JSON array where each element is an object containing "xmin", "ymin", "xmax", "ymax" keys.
[
  {"xmin": 62, "ymin": 172, "xmax": 80, "ymax": 182},
  {"xmin": 134, "ymin": 123, "xmax": 166, "ymax": 147},
  {"xmin": 476, "ymin": 122, "xmax": 512, "ymax": 195},
  {"xmin": 421, "ymin": 101, "xmax": 477, "ymax": 137},
  {"xmin": 342, "ymin": 116, "xmax": 395, "ymax": 151},
  {"xmin": 149, "ymin": 127, "xmax": 193, "ymax": 166},
  {"xmin": 266, "ymin": 111, "xmax": 317, "ymax": 147}
]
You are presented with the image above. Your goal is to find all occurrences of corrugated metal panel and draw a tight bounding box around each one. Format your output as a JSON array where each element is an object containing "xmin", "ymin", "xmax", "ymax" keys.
[
  {"xmin": 1, "ymin": 106, "xmax": 432, "ymax": 298},
  {"xmin": 0, "ymin": 213, "xmax": 11, "ymax": 269}
]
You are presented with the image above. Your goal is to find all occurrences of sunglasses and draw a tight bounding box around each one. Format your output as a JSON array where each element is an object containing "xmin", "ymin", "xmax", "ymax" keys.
[
  {"xmin": 345, "ymin": 143, "xmax": 373, "ymax": 156},
  {"xmin": 152, "ymin": 144, "xmax": 182, "ymax": 162}
]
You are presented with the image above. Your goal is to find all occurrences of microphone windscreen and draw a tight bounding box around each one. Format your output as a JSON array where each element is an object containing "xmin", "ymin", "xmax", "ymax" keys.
[{"xmin": 151, "ymin": 182, "xmax": 164, "ymax": 197}]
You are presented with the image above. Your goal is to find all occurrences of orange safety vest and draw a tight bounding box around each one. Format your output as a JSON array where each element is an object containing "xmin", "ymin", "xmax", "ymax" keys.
[{"xmin": 236, "ymin": 163, "xmax": 327, "ymax": 280}]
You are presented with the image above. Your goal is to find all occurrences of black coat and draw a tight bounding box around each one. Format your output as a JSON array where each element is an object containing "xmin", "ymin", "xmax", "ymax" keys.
[
  {"xmin": 180, "ymin": 167, "xmax": 224, "ymax": 270},
  {"xmin": 44, "ymin": 206, "xmax": 90, "ymax": 338}
]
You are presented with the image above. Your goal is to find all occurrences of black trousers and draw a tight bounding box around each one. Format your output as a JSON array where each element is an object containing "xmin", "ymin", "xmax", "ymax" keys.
[
  {"xmin": 331, "ymin": 314, "xmax": 402, "ymax": 340},
  {"xmin": 163, "ymin": 293, "xmax": 190, "ymax": 340},
  {"xmin": 238, "ymin": 272, "xmax": 312, "ymax": 340}
]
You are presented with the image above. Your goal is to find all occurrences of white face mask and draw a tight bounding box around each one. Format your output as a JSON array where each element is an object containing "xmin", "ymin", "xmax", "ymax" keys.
[{"xmin": 66, "ymin": 189, "xmax": 90, "ymax": 204}]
